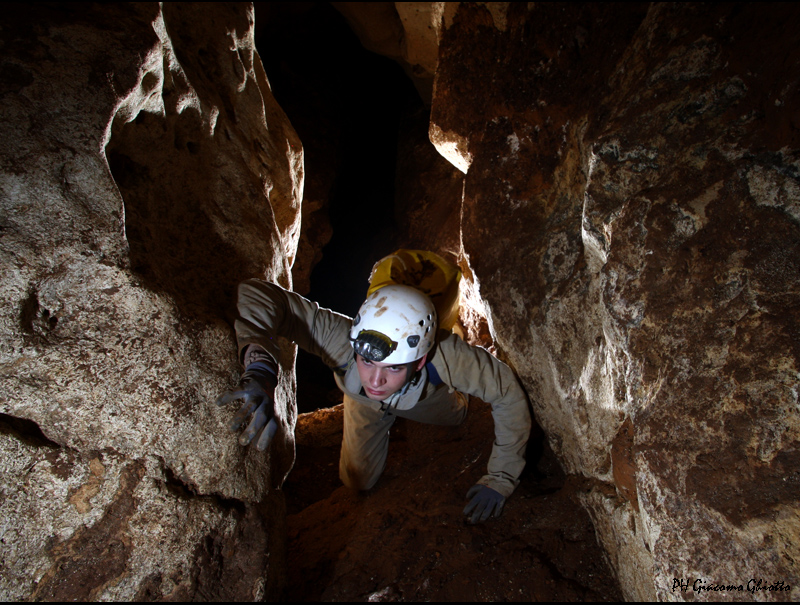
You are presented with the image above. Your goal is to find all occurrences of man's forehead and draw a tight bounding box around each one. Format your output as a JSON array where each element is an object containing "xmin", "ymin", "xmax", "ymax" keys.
[{"xmin": 356, "ymin": 354, "xmax": 405, "ymax": 369}]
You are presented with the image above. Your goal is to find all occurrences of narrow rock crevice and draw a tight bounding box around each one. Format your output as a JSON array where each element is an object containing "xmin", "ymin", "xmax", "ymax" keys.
[
  {"xmin": 0, "ymin": 413, "xmax": 61, "ymax": 450},
  {"xmin": 161, "ymin": 462, "xmax": 247, "ymax": 514}
]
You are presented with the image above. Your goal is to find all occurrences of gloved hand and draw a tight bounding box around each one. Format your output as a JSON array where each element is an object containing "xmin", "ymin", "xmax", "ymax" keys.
[
  {"xmin": 463, "ymin": 484, "xmax": 505, "ymax": 523},
  {"xmin": 215, "ymin": 361, "xmax": 278, "ymax": 451}
]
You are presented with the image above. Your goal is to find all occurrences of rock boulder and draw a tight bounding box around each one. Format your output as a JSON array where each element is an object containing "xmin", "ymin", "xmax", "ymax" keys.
[
  {"xmin": 0, "ymin": 3, "xmax": 301, "ymax": 600},
  {"xmin": 430, "ymin": 3, "xmax": 800, "ymax": 600}
]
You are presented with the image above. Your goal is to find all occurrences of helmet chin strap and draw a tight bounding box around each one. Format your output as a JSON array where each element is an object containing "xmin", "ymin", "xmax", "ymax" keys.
[
  {"xmin": 379, "ymin": 367, "xmax": 417, "ymax": 419},
  {"xmin": 383, "ymin": 359, "xmax": 429, "ymax": 419},
  {"xmin": 406, "ymin": 363, "xmax": 423, "ymax": 386}
]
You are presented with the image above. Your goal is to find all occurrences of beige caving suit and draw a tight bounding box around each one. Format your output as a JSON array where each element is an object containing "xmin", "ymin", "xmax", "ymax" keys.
[{"xmin": 235, "ymin": 279, "xmax": 532, "ymax": 497}]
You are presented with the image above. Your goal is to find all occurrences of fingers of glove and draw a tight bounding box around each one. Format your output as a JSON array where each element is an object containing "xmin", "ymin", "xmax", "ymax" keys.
[
  {"xmin": 464, "ymin": 486, "xmax": 505, "ymax": 523},
  {"xmin": 464, "ymin": 490, "xmax": 481, "ymax": 516},
  {"xmin": 215, "ymin": 388, "xmax": 250, "ymax": 408},
  {"xmin": 494, "ymin": 498, "xmax": 505, "ymax": 519},
  {"xmin": 469, "ymin": 498, "xmax": 494, "ymax": 524},
  {"xmin": 239, "ymin": 400, "xmax": 268, "ymax": 446},
  {"xmin": 465, "ymin": 501, "xmax": 485, "ymax": 524},
  {"xmin": 480, "ymin": 493, "xmax": 505, "ymax": 522},
  {"xmin": 466, "ymin": 484, "xmax": 483, "ymax": 500},
  {"xmin": 228, "ymin": 394, "xmax": 262, "ymax": 432},
  {"xmin": 255, "ymin": 417, "xmax": 279, "ymax": 451},
  {"xmin": 477, "ymin": 497, "xmax": 499, "ymax": 523},
  {"xmin": 463, "ymin": 485, "xmax": 484, "ymax": 519}
]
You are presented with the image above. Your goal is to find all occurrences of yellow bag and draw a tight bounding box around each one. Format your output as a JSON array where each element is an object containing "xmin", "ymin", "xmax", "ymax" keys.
[{"xmin": 368, "ymin": 250, "xmax": 462, "ymax": 331}]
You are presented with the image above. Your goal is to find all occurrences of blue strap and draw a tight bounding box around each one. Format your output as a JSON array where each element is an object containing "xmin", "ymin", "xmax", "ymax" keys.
[
  {"xmin": 426, "ymin": 362, "xmax": 443, "ymax": 386},
  {"xmin": 333, "ymin": 359, "xmax": 352, "ymax": 377}
]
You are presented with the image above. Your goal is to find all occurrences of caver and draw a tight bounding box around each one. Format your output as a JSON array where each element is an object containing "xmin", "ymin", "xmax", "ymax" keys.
[{"xmin": 216, "ymin": 279, "xmax": 532, "ymax": 523}]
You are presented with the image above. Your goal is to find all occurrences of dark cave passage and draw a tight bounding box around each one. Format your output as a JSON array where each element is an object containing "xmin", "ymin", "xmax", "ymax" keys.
[
  {"xmin": 255, "ymin": 2, "xmax": 421, "ymax": 312},
  {"xmin": 251, "ymin": 4, "xmax": 618, "ymax": 602},
  {"xmin": 254, "ymin": 2, "xmax": 423, "ymax": 414}
]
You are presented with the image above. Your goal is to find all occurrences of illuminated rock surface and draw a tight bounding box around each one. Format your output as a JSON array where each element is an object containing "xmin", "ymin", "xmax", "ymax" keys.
[
  {"xmin": 0, "ymin": 3, "xmax": 300, "ymax": 600},
  {"xmin": 429, "ymin": 3, "xmax": 800, "ymax": 601}
]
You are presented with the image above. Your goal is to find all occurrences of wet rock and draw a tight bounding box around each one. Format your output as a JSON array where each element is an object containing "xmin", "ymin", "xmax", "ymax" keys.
[{"xmin": 0, "ymin": 3, "xmax": 300, "ymax": 600}]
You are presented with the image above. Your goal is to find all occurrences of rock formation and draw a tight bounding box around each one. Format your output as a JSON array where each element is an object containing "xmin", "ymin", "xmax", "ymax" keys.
[
  {"xmin": 4, "ymin": 1, "xmax": 800, "ymax": 602},
  {"xmin": 0, "ymin": 3, "xmax": 301, "ymax": 600},
  {"xmin": 427, "ymin": 3, "xmax": 800, "ymax": 601},
  {"xmin": 332, "ymin": 1, "xmax": 440, "ymax": 102}
]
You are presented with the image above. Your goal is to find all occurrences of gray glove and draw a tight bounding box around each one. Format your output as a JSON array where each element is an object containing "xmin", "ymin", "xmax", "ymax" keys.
[
  {"xmin": 215, "ymin": 361, "xmax": 278, "ymax": 451},
  {"xmin": 463, "ymin": 484, "xmax": 505, "ymax": 523}
]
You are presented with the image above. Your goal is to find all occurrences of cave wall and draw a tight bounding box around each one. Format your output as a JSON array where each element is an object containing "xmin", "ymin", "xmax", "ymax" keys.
[
  {"xmin": 427, "ymin": 3, "xmax": 800, "ymax": 601},
  {"xmin": 0, "ymin": 3, "xmax": 300, "ymax": 600}
]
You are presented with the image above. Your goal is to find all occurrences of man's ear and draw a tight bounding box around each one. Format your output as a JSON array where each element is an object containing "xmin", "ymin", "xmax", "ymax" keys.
[{"xmin": 414, "ymin": 353, "xmax": 428, "ymax": 372}]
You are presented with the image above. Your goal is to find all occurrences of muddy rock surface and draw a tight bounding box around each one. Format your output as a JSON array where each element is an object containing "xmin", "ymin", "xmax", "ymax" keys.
[{"xmin": 284, "ymin": 397, "xmax": 622, "ymax": 602}]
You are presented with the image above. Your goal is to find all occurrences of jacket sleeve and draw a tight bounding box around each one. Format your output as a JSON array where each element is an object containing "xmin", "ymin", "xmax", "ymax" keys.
[
  {"xmin": 235, "ymin": 279, "xmax": 354, "ymax": 370},
  {"xmin": 432, "ymin": 332, "xmax": 531, "ymax": 498}
]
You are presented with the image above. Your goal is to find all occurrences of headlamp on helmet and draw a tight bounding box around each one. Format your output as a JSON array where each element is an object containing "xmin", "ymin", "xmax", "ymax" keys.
[{"xmin": 352, "ymin": 329, "xmax": 397, "ymax": 362}]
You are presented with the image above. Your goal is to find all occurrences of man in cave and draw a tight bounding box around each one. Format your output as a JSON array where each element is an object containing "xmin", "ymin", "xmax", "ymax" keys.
[{"xmin": 215, "ymin": 278, "xmax": 531, "ymax": 523}]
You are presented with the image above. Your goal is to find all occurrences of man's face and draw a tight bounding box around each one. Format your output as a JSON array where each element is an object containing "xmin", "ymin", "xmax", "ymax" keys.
[{"xmin": 355, "ymin": 354, "xmax": 427, "ymax": 401}]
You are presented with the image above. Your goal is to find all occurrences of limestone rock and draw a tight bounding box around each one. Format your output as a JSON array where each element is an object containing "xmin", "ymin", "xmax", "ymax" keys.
[
  {"xmin": 431, "ymin": 3, "xmax": 800, "ymax": 601},
  {"xmin": 332, "ymin": 1, "xmax": 438, "ymax": 102},
  {"xmin": 394, "ymin": 2, "xmax": 442, "ymax": 78},
  {"xmin": 252, "ymin": 3, "xmax": 337, "ymax": 295},
  {"xmin": 0, "ymin": 3, "xmax": 301, "ymax": 600},
  {"xmin": 392, "ymin": 107, "xmax": 497, "ymax": 348}
]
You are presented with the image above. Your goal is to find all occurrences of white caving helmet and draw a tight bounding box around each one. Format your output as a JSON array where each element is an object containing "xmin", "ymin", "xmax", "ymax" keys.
[{"xmin": 350, "ymin": 284, "xmax": 437, "ymax": 364}]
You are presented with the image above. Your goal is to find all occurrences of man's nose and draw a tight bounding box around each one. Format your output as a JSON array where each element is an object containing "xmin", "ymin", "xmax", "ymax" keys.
[{"xmin": 369, "ymin": 369, "xmax": 385, "ymax": 387}]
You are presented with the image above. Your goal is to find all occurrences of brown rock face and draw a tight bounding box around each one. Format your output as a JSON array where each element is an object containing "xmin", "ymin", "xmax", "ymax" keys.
[
  {"xmin": 0, "ymin": 3, "xmax": 300, "ymax": 600},
  {"xmin": 430, "ymin": 3, "xmax": 800, "ymax": 601}
]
